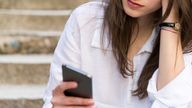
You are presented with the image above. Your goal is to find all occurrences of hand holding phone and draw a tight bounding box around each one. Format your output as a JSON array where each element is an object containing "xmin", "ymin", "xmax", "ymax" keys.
[
  {"xmin": 51, "ymin": 82, "xmax": 95, "ymax": 108},
  {"xmin": 62, "ymin": 65, "xmax": 93, "ymax": 98}
]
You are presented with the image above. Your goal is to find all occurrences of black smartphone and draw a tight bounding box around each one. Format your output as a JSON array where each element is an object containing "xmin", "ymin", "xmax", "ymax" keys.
[{"xmin": 62, "ymin": 65, "xmax": 92, "ymax": 98}]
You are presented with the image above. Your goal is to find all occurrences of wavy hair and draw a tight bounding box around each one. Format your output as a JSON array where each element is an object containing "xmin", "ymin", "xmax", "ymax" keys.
[{"xmin": 102, "ymin": 0, "xmax": 192, "ymax": 99}]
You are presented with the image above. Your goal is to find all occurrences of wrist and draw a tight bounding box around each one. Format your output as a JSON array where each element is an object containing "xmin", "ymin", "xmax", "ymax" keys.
[{"xmin": 159, "ymin": 22, "xmax": 181, "ymax": 32}]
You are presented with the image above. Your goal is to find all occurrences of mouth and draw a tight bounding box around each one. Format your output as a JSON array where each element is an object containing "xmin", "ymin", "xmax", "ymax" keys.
[{"xmin": 127, "ymin": 0, "xmax": 144, "ymax": 9}]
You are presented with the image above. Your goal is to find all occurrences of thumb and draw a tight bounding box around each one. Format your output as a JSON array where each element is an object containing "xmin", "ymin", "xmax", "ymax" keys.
[{"xmin": 53, "ymin": 82, "xmax": 78, "ymax": 95}]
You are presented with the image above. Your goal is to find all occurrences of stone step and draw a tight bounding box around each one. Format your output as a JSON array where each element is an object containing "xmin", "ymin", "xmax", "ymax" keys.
[
  {"xmin": 0, "ymin": 30, "xmax": 62, "ymax": 37},
  {"xmin": 0, "ymin": 13, "xmax": 68, "ymax": 31},
  {"xmin": 0, "ymin": 85, "xmax": 45, "ymax": 99},
  {"xmin": 0, "ymin": 0, "xmax": 88, "ymax": 10},
  {"xmin": 0, "ymin": 55, "xmax": 52, "ymax": 84},
  {"xmin": 0, "ymin": 9, "xmax": 71, "ymax": 16},
  {"xmin": 0, "ymin": 35, "xmax": 59, "ymax": 54},
  {"xmin": 0, "ymin": 54, "xmax": 52, "ymax": 64},
  {"xmin": 0, "ymin": 85, "xmax": 45, "ymax": 108},
  {"xmin": 0, "ymin": 99, "xmax": 43, "ymax": 108}
]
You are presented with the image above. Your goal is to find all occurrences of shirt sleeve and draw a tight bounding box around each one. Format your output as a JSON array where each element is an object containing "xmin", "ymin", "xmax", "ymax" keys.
[
  {"xmin": 147, "ymin": 53, "xmax": 192, "ymax": 108},
  {"xmin": 42, "ymin": 10, "xmax": 81, "ymax": 108}
]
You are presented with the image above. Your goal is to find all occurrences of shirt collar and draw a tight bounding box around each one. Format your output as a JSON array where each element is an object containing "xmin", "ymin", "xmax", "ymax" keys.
[
  {"xmin": 91, "ymin": 18, "xmax": 112, "ymax": 51},
  {"xmin": 136, "ymin": 28, "xmax": 159, "ymax": 55}
]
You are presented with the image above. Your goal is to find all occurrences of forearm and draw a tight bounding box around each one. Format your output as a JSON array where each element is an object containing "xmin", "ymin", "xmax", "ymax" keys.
[
  {"xmin": 157, "ymin": 4, "xmax": 185, "ymax": 90},
  {"xmin": 158, "ymin": 27, "xmax": 184, "ymax": 90}
]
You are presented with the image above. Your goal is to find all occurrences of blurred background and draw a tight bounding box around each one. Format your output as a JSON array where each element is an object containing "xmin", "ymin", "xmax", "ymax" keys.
[{"xmin": 0, "ymin": 0, "xmax": 89, "ymax": 108}]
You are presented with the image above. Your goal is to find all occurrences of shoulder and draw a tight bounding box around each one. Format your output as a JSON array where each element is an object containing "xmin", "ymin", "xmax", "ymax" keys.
[
  {"xmin": 69, "ymin": 1, "xmax": 107, "ymax": 27},
  {"xmin": 184, "ymin": 52, "xmax": 192, "ymax": 59},
  {"xmin": 73, "ymin": 1, "xmax": 107, "ymax": 16},
  {"xmin": 184, "ymin": 52, "xmax": 192, "ymax": 66}
]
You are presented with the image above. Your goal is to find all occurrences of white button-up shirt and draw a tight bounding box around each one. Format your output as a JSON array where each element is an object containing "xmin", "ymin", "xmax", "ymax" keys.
[{"xmin": 43, "ymin": 1, "xmax": 192, "ymax": 108}]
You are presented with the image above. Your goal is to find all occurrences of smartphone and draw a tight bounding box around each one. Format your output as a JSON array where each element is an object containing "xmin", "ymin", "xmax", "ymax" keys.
[{"xmin": 62, "ymin": 65, "xmax": 92, "ymax": 98}]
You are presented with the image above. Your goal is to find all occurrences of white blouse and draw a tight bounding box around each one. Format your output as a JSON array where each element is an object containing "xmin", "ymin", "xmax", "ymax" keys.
[{"xmin": 43, "ymin": 1, "xmax": 192, "ymax": 108}]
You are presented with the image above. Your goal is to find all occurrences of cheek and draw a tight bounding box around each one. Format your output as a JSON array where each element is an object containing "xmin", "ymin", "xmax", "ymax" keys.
[
  {"xmin": 122, "ymin": 0, "xmax": 161, "ymax": 17},
  {"xmin": 141, "ymin": 6, "xmax": 161, "ymax": 16},
  {"xmin": 145, "ymin": 2, "xmax": 161, "ymax": 14},
  {"xmin": 150, "ymin": 0, "xmax": 162, "ymax": 10}
]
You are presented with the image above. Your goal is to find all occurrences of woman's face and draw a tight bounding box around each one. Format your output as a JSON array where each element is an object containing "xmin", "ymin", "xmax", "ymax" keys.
[{"xmin": 122, "ymin": 0, "xmax": 162, "ymax": 18}]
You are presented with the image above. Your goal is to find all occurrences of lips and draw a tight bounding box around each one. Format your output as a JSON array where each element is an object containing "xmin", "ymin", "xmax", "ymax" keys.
[{"xmin": 127, "ymin": 0, "xmax": 144, "ymax": 9}]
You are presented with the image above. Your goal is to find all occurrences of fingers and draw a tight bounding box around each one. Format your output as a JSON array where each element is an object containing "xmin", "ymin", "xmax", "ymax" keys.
[
  {"xmin": 51, "ymin": 96, "xmax": 94, "ymax": 106},
  {"xmin": 64, "ymin": 97, "xmax": 94, "ymax": 106},
  {"xmin": 51, "ymin": 82, "xmax": 95, "ymax": 108},
  {"xmin": 161, "ymin": 0, "xmax": 169, "ymax": 14},
  {"xmin": 53, "ymin": 82, "xmax": 78, "ymax": 96}
]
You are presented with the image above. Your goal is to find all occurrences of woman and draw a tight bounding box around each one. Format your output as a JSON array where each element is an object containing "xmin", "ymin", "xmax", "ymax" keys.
[{"xmin": 43, "ymin": 0, "xmax": 192, "ymax": 108}]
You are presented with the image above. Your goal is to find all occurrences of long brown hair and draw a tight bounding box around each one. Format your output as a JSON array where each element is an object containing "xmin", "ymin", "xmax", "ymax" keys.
[{"xmin": 102, "ymin": 0, "xmax": 192, "ymax": 99}]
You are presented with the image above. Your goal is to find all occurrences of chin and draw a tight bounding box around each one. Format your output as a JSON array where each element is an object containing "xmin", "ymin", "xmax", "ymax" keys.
[
  {"xmin": 127, "ymin": 13, "xmax": 141, "ymax": 18},
  {"xmin": 124, "ymin": 10, "xmax": 142, "ymax": 18},
  {"xmin": 123, "ymin": 7, "xmax": 141, "ymax": 17}
]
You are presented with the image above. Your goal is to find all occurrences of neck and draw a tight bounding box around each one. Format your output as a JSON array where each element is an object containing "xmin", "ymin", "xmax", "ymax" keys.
[
  {"xmin": 138, "ymin": 15, "xmax": 153, "ymax": 33},
  {"xmin": 133, "ymin": 15, "xmax": 154, "ymax": 38}
]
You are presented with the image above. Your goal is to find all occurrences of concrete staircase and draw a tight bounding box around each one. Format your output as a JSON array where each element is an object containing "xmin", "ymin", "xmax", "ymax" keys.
[{"xmin": 0, "ymin": 0, "xmax": 88, "ymax": 108}]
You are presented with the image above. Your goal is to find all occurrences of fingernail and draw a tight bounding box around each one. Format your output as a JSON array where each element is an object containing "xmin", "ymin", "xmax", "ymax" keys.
[{"xmin": 73, "ymin": 82, "xmax": 78, "ymax": 87}]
